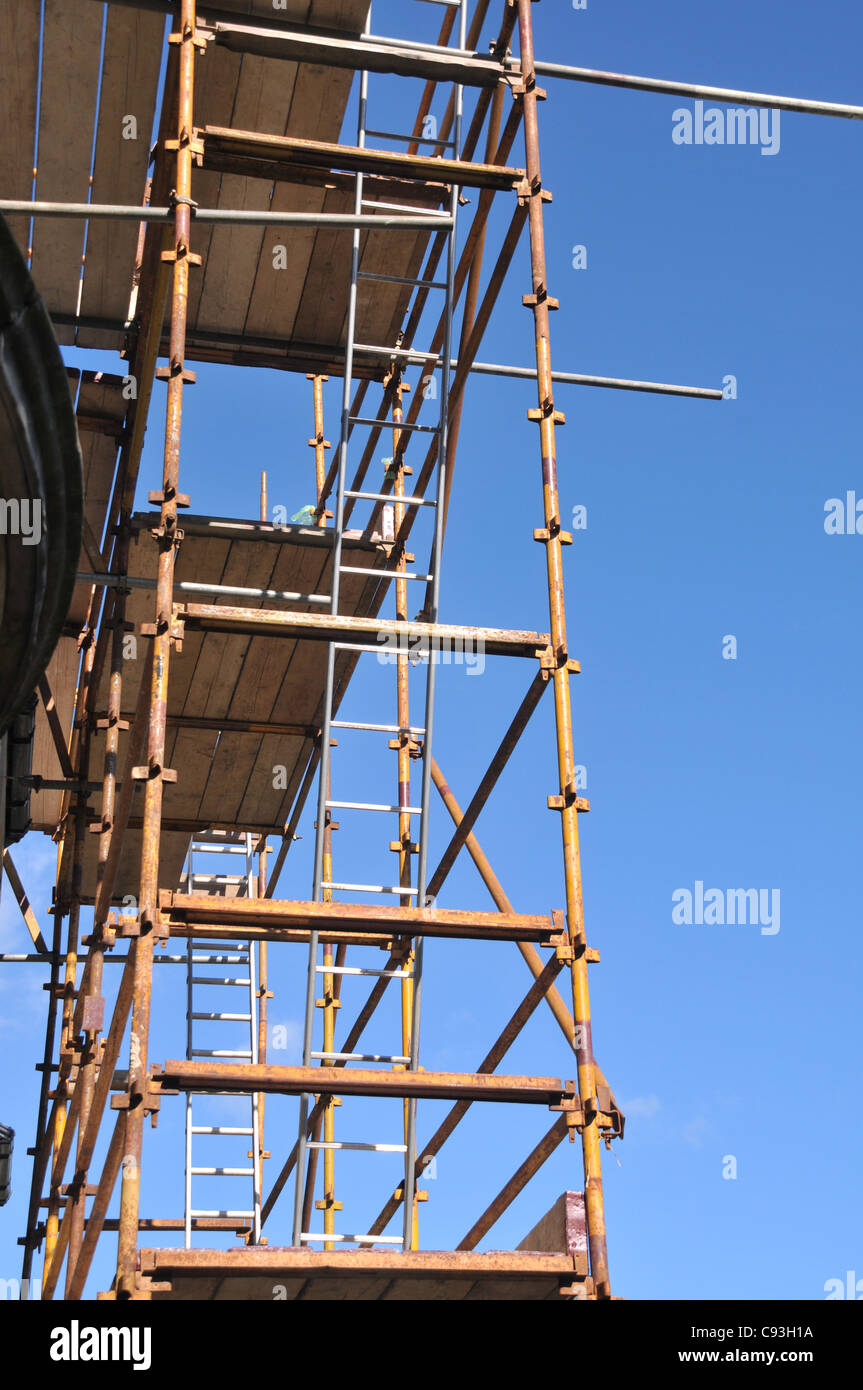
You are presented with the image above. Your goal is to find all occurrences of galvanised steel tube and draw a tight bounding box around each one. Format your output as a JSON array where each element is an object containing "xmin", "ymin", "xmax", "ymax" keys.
[
  {"xmin": 516, "ymin": 0, "xmax": 611, "ymax": 1300},
  {"xmin": 355, "ymin": 346, "xmax": 724, "ymax": 400},
  {"xmin": 77, "ymin": 572, "xmax": 330, "ymax": 605},
  {"xmin": 0, "ymin": 200, "xmax": 454, "ymax": 229}
]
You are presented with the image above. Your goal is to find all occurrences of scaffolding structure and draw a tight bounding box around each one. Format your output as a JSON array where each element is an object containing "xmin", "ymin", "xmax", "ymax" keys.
[{"xmin": 2, "ymin": 0, "xmax": 857, "ymax": 1302}]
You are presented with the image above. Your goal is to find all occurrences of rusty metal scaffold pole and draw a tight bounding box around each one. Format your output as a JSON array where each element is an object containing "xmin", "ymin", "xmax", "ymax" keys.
[
  {"xmin": 114, "ymin": 0, "xmax": 198, "ymax": 1299},
  {"xmin": 515, "ymin": 0, "xmax": 610, "ymax": 1297}
]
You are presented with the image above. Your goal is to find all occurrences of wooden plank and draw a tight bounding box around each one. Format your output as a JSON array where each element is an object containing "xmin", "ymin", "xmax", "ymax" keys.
[
  {"xmin": 162, "ymin": 895, "xmax": 558, "ymax": 939},
  {"xmin": 171, "ymin": 526, "xmax": 338, "ymax": 832},
  {"xmin": 287, "ymin": 184, "xmax": 438, "ymax": 357},
  {"xmin": 30, "ymin": 0, "xmax": 103, "ymax": 340},
  {"xmin": 462, "ymin": 1277, "xmax": 564, "ymax": 1301},
  {"xmin": 517, "ymin": 1191, "xmax": 588, "ymax": 1259},
  {"xmin": 176, "ymin": 533, "xmax": 282, "ymax": 833},
  {"xmin": 77, "ymin": 5, "xmax": 165, "ymax": 347},
  {"xmin": 79, "ymin": 527, "xmax": 225, "ymax": 898},
  {"xmin": 74, "ymin": 521, "xmax": 388, "ymax": 886},
  {"xmin": 354, "ymin": 217, "xmax": 433, "ymax": 360},
  {"xmin": 192, "ymin": 169, "xmax": 270, "ymax": 334},
  {"xmin": 193, "ymin": 538, "xmax": 287, "ymax": 824},
  {"xmin": 141, "ymin": 1244, "xmax": 575, "ymax": 1302},
  {"xmin": 176, "ymin": 603, "xmax": 550, "ymax": 659},
  {"xmin": 308, "ymin": 0, "xmax": 370, "ymax": 28},
  {"xmin": 158, "ymin": 1060, "xmax": 569, "ymax": 1104},
  {"xmin": 242, "ymin": 180, "xmax": 326, "ymax": 347},
  {"xmin": 29, "ymin": 640, "xmax": 80, "ymax": 832},
  {"xmin": 212, "ymin": 0, "xmax": 363, "ymax": 346},
  {"xmin": 186, "ymin": 38, "xmax": 241, "ymax": 329},
  {"xmin": 76, "ymin": 373, "xmax": 126, "ymax": 547},
  {"xmin": 232, "ymin": 536, "xmax": 333, "ymax": 825},
  {"xmin": 254, "ymin": 532, "xmax": 388, "ymax": 827},
  {"xmin": 158, "ymin": 532, "xmax": 269, "ymax": 848},
  {"xmin": 168, "ymin": 533, "xmax": 234, "ymax": 712},
  {"xmin": 150, "ymin": 1268, "xmax": 565, "ymax": 1301},
  {"xmin": 141, "ymin": 1246, "xmax": 574, "ymax": 1277},
  {"xmin": 191, "ymin": 46, "xmax": 292, "ymax": 336},
  {"xmin": 219, "ymin": 1276, "xmax": 309, "ymax": 1302},
  {"xmin": 0, "ymin": 2, "xmax": 40, "ymax": 254},
  {"xmin": 184, "ymin": 539, "xmax": 281, "ymax": 719},
  {"xmin": 299, "ymin": 1277, "xmax": 394, "ymax": 1301},
  {"xmin": 288, "ymin": 186, "xmax": 358, "ymax": 351},
  {"xmin": 201, "ymin": 128, "xmax": 523, "ymax": 191},
  {"xmin": 379, "ymin": 1277, "xmax": 480, "ymax": 1302},
  {"xmin": 238, "ymin": 39, "xmax": 344, "ymax": 347}
]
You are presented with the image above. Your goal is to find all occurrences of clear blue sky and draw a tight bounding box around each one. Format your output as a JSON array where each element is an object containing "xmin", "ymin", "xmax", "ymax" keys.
[{"xmin": 2, "ymin": 0, "xmax": 861, "ymax": 1300}]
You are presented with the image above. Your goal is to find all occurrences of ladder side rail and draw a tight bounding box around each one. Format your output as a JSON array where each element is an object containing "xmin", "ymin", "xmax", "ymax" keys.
[{"xmin": 400, "ymin": 0, "xmax": 469, "ymax": 1251}]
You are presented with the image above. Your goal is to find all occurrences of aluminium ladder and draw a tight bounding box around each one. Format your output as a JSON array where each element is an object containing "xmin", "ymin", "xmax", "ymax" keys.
[
  {"xmin": 183, "ymin": 832, "xmax": 262, "ymax": 1246},
  {"xmin": 292, "ymin": 0, "xmax": 469, "ymax": 1253}
]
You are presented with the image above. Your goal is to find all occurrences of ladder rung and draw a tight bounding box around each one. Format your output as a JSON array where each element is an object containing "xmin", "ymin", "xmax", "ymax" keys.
[
  {"xmin": 353, "ymin": 341, "xmax": 440, "ymax": 365},
  {"xmin": 190, "ymin": 955, "xmax": 247, "ymax": 964},
  {"xmin": 331, "ymin": 720, "xmax": 426, "ymax": 735},
  {"xmin": 190, "ymin": 1012, "xmax": 252, "ymax": 1022},
  {"xmin": 191, "ymin": 1126, "xmax": 254, "ymax": 1136},
  {"xmin": 191, "ymin": 977, "xmax": 251, "ymax": 986},
  {"xmin": 189, "ymin": 874, "xmax": 246, "ymax": 884},
  {"xmin": 343, "ymin": 489, "xmax": 435, "ymax": 508},
  {"xmin": 311, "ymin": 1051, "xmax": 410, "ymax": 1064},
  {"xmin": 190, "ymin": 839, "xmax": 248, "ymax": 850},
  {"xmin": 307, "ymin": 1141, "xmax": 407, "ymax": 1153},
  {"xmin": 300, "ymin": 1233, "xmax": 403, "ymax": 1245},
  {"xmin": 325, "ymin": 800, "xmax": 422, "ymax": 814},
  {"xmin": 192, "ymin": 940, "xmax": 249, "ymax": 951},
  {"xmin": 348, "ymin": 414, "xmax": 440, "ymax": 433},
  {"xmin": 191, "ymin": 1167, "xmax": 255, "ymax": 1177},
  {"xmin": 360, "ymin": 199, "xmax": 447, "ymax": 218},
  {"xmin": 339, "ymin": 564, "xmax": 433, "ymax": 581},
  {"xmin": 321, "ymin": 882, "xmax": 418, "ymax": 896},
  {"xmin": 333, "ymin": 640, "xmax": 420, "ymax": 656},
  {"xmin": 189, "ymin": 1090, "xmax": 258, "ymax": 1097},
  {"xmin": 314, "ymin": 964, "xmax": 411, "ymax": 979},
  {"xmin": 357, "ymin": 270, "xmax": 448, "ymax": 290},
  {"xmin": 191, "ymin": 1209, "xmax": 256, "ymax": 1218},
  {"xmin": 191, "ymin": 1048, "xmax": 253, "ymax": 1058}
]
